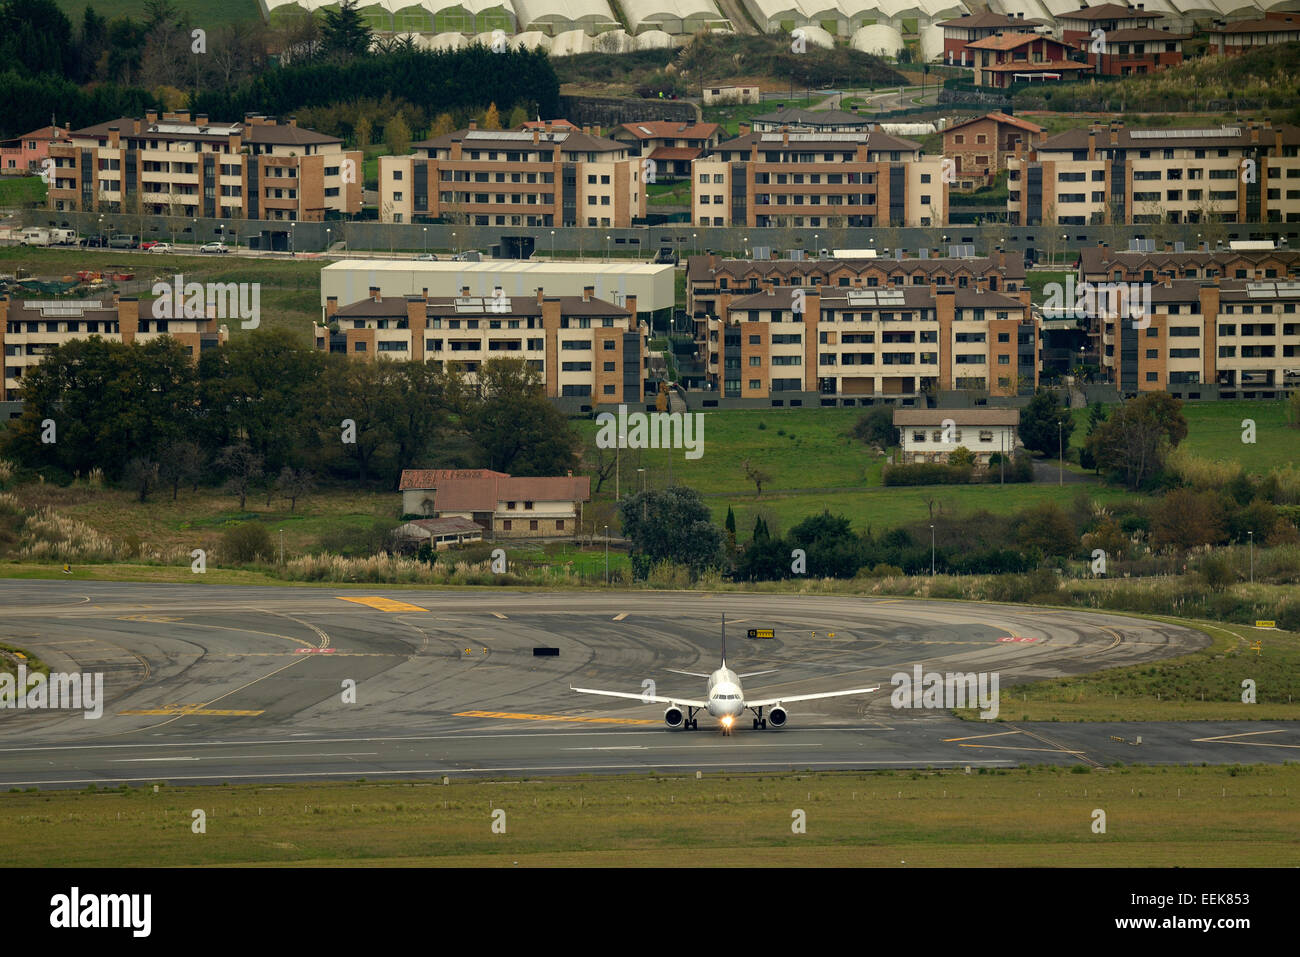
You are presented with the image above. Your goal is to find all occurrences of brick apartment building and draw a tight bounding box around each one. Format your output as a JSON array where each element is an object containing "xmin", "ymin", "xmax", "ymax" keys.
[
  {"xmin": 377, "ymin": 123, "xmax": 644, "ymax": 227},
  {"xmin": 1007, "ymin": 121, "xmax": 1300, "ymax": 226},
  {"xmin": 942, "ymin": 113, "xmax": 1045, "ymax": 189},
  {"xmin": 692, "ymin": 129, "xmax": 946, "ymax": 228},
  {"xmin": 317, "ymin": 284, "xmax": 647, "ymax": 407},
  {"xmin": 1208, "ymin": 13, "xmax": 1300, "ymax": 55},
  {"xmin": 46, "ymin": 110, "xmax": 362, "ymax": 221},
  {"xmin": 1057, "ymin": 2, "xmax": 1168, "ymax": 47},
  {"xmin": 1, "ymin": 293, "xmax": 227, "ymax": 408}
]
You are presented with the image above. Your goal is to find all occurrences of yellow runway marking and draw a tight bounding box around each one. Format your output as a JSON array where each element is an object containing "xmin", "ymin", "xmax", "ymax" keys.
[
  {"xmin": 117, "ymin": 615, "xmax": 182, "ymax": 622},
  {"xmin": 492, "ymin": 612, "xmax": 508, "ymax": 620},
  {"xmin": 455, "ymin": 709, "xmax": 656, "ymax": 726},
  {"xmin": 957, "ymin": 744, "xmax": 1086, "ymax": 754},
  {"xmin": 943, "ymin": 730, "xmax": 1023, "ymax": 742},
  {"xmin": 120, "ymin": 703, "xmax": 264, "ymax": 717},
  {"xmin": 336, "ymin": 596, "xmax": 429, "ymax": 612},
  {"xmin": 1192, "ymin": 729, "xmax": 1300, "ymax": 749},
  {"xmin": 613, "ymin": 613, "xmax": 628, "ymax": 621}
]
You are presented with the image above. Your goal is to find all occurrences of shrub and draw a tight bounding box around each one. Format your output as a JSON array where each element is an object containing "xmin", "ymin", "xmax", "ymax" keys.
[{"xmin": 224, "ymin": 522, "xmax": 273, "ymax": 564}]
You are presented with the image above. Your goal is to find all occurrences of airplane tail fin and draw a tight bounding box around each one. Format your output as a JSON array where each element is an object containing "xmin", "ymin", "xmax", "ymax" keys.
[{"xmin": 721, "ymin": 612, "xmax": 727, "ymax": 669}]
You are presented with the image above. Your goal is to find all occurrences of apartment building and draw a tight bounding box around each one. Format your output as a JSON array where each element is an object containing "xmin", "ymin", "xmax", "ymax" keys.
[
  {"xmin": 1079, "ymin": 26, "xmax": 1186, "ymax": 77},
  {"xmin": 686, "ymin": 251, "xmax": 1028, "ymax": 336},
  {"xmin": 608, "ymin": 121, "xmax": 721, "ymax": 181},
  {"xmin": 699, "ymin": 274, "xmax": 1036, "ymax": 403},
  {"xmin": 316, "ymin": 285, "xmax": 647, "ymax": 408},
  {"xmin": 45, "ymin": 111, "xmax": 362, "ymax": 221},
  {"xmin": 966, "ymin": 33, "xmax": 1092, "ymax": 88},
  {"xmin": 935, "ymin": 11, "xmax": 1042, "ymax": 65},
  {"xmin": 1007, "ymin": 121, "xmax": 1300, "ymax": 226},
  {"xmin": 1078, "ymin": 242, "xmax": 1300, "ymax": 284},
  {"xmin": 692, "ymin": 129, "xmax": 946, "ymax": 228},
  {"xmin": 1057, "ymin": 2, "xmax": 1168, "ymax": 47},
  {"xmin": 1087, "ymin": 278, "xmax": 1300, "ymax": 399},
  {"xmin": 1208, "ymin": 13, "xmax": 1300, "ymax": 56},
  {"xmin": 749, "ymin": 108, "xmax": 871, "ymax": 134},
  {"xmin": 942, "ymin": 113, "xmax": 1045, "ymax": 189},
  {"xmin": 1, "ymin": 293, "xmax": 227, "ymax": 408},
  {"xmin": 377, "ymin": 124, "xmax": 644, "ymax": 227}
]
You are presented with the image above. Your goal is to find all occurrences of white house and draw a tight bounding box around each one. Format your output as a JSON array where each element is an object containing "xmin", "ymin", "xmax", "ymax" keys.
[
  {"xmin": 398, "ymin": 469, "xmax": 591, "ymax": 539},
  {"xmin": 893, "ymin": 408, "xmax": 1021, "ymax": 465}
]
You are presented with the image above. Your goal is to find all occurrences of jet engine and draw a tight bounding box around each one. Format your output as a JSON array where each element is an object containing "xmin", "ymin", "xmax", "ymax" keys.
[
  {"xmin": 664, "ymin": 706, "xmax": 684, "ymax": 729},
  {"xmin": 768, "ymin": 706, "xmax": 788, "ymax": 728}
]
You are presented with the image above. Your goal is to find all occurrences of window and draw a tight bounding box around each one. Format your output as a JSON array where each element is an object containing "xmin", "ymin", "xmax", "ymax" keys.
[{"xmin": 503, "ymin": 520, "xmax": 512, "ymax": 531}]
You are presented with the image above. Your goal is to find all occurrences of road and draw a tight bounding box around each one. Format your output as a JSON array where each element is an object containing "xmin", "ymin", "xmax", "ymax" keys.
[{"xmin": 2, "ymin": 581, "xmax": 1292, "ymax": 789}]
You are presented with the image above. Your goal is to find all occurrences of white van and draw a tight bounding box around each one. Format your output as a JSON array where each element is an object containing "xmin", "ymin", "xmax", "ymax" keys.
[
  {"xmin": 49, "ymin": 228, "xmax": 78, "ymax": 245},
  {"xmin": 20, "ymin": 227, "xmax": 51, "ymax": 246}
]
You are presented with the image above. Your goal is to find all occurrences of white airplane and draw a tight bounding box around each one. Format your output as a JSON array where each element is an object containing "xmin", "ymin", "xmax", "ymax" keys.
[{"xmin": 571, "ymin": 614, "xmax": 879, "ymax": 735}]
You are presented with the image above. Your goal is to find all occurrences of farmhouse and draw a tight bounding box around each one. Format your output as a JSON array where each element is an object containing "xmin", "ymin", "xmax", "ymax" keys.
[
  {"xmin": 398, "ymin": 468, "xmax": 590, "ymax": 539},
  {"xmin": 893, "ymin": 408, "xmax": 1021, "ymax": 465}
]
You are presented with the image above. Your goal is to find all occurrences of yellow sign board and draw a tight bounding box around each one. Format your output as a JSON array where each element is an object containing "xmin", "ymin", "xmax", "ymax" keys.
[{"xmin": 1255, "ymin": 620, "xmax": 1277, "ymax": 629}]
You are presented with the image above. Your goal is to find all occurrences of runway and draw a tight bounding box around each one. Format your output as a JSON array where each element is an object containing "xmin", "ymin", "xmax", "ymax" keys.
[{"xmin": 0, "ymin": 580, "xmax": 1292, "ymax": 788}]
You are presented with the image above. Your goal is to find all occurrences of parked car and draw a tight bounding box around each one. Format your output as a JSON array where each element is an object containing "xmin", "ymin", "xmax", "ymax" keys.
[
  {"xmin": 200, "ymin": 242, "xmax": 229, "ymax": 254},
  {"xmin": 80, "ymin": 235, "xmax": 108, "ymax": 248},
  {"xmin": 415, "ymin": 253, "xmax": 438, "ymax": 261},
  {"xmin": 147, "ymin": 242, "xmax": 174, "ymax": 253},
  {"xmin": 108, "ymin": 234, "xmax": 139, "ymax": 249}
]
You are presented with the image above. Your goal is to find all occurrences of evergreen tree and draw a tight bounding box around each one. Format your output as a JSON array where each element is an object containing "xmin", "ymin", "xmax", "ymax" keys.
[{"xmin": 321, "ymin": 0, "xmax": 372, "ymax": 59}]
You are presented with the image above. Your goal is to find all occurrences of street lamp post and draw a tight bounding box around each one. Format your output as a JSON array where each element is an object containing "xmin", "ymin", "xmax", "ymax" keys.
[
  {"xmin": 692, "ymin": 232, "xmax": 697, "ymax": 257},
  {"xmin": 422, "ymin": 226, "xmax": 427, "ymax": 254},
  {"xmin": 325, "ymin": 227, "xmax": 331, "ymax": 254},
  {"xmin": 605, "ymin": 235, "xmax": 611, "ymax": 262},
  {"xmin": 1058, "ymin": 420, "xmax": 1064, "ymax": 486},
  {"xmin": 550, "ymin": 229, "xmax": 555, "ymax": 260},
  {"xmin": 452, "ymin": 231, "xmax": 457, "ymax": 256},
  {"xmin": 930, "ymin": 524, "xmax": 935, "ymax": 576},
  {"xmin": 1248, "ymin": 530, "xmax": 1254, "ymax": 583},
  {"xmin": 604, "ymin": 525, "xmax": 609, "ymax": 585},
  {"xmin": 813, "ymin": 233, "xmax": 818, "ymax": 257}
]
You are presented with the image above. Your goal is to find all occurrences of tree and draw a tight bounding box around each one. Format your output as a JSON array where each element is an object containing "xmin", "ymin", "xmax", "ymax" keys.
[
  {"xmin": 1085, "ymin": 392, "xmax": 1188, "ymax": 490},
  {"xmin": 1019, "ymin": 388, "xmax": 1074, "ymax": 456},
  {"xmin": 431, "ymin": 112, "xmax": 455, "ymax": 136},
  {"xmin": 482, "ymin": 101, "xmax": 501, "ymax": 130},
  {"xmin": 275, "ymin": 467, "xmax": 314, "ymax": 512},
  {"xmin": 320, "ymin": 0, "xmax": 372, "ymax": 59},
  {"xmin": 157, "ymin": 440, "xmax": 204, "ymax": 500},
  {"xmin": 850, "ymin": 405, "xmax": 897, "ymax": 448},
  {"xmin": 1150, "ymin": 489, "xmax": 1227, "ymax": 550},
  {"xmin": 741, "ymin": 458, "xmax": 772, "ymax": 496},
  {"xmin": 1078, "ymin": 401, "xmax": 1107, "ymax": 472},
  {"xmin": 122, "ymin": 458, "xmax": 160, "ymax": 502},
  {"xmin": 1016, "ymin": 502, "xmax": 1076, "ymax": 558},
  {"xmin": 385, "ymin": 110, "xmax": 410, "ymax": 155},
  {"xmin": 224, "ymin": 522, "xmax": 272, "ymax": 563},
  {"xmin": 618, "ymin": 486, "xmax": 724, "ymax": 577},
  {"xmin": 354, "ymin": 113, "xmax": 371, "ymax": 149},
  {"xmin": 216, "ymin": 443, "xmax": 264, "ymax": 510},
  {"xmin": 467, "ymin": 358, "xmax": 580, "ymax": 475},
  {"xmin": 948, "ymin": 446, "xmax": 975, "ymax": 468},
  {"xmin": 725, "ymin": 506, "xmax": 736, "ymax": 537}
]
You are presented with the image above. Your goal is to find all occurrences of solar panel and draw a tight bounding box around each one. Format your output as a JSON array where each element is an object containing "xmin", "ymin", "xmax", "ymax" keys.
[
  {"xmin": 1128, "ymin": 128, "xmax": 1240, "ymax": 139},
  {"xmin": 464, "ymin": 130, "xmax": 568, "ymax": 142},
  {"xmin": 758, "ymin": 132, "xmax": 866, "ymax": 143}
]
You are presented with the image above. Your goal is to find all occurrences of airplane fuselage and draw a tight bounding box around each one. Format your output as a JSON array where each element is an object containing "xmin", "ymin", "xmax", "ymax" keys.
[{"xmin": 705, "ymin": 667, "xmax": 745, "ymax": 719}]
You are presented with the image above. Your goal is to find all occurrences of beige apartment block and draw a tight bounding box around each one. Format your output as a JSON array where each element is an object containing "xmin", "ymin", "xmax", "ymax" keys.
[
  {"xmin": 692, "ymin": 129, "xmax": 947, "ymax": 228},
  {"xmin": 1008, "ymin": 120, "xmax": 1300, "ymax": 226},
  {"xmin": 47, "ymin": 111, "xmax": 361, "ymax": 222},
  {"xmin": 1, "ymin": 293, "xmax": 227, "ymax": 405},
  {"xmin": 378, "ymin": 123, "xmax": 644, "ymax": 227},
  {"xmin": 317, "ymin": 285, "xmax": 647, "ymax": 406}
]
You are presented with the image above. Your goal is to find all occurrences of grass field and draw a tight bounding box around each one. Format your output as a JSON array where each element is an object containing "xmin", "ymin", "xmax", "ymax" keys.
[
  {"xmin": 0, "ymin": 176, "xmax": 46, "ymax": 207},
  {"xmin": 48, "ymin": 0, "xmax": 262, "ymax": 29},
  {"xmin": 1, "ymin": 765, "xmax": 1295, "ymax": 866}
]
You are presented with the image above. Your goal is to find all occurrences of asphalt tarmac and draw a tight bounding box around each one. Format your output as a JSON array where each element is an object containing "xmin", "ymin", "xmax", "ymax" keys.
[{"xmin": 0, "ymin": 581, "xmax": 1293, "ymax": 788}]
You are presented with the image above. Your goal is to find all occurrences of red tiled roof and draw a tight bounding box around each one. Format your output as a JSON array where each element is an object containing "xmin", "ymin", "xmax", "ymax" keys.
[
  {"xmin": 398, "ymin": 469, "xmax": 589, "ymax": 510},
  {"xmin": 967, "ymin": 32, "xmax": 1068, "ymax": 51},
  {"xmin": 943, "ymin": 112, "xmax": 1045, "ymax": 136},
  {"xmin": 649, "ymin": 146, "xmax": 703, "ymax": 161},
  {"xmin": 616, "ymin": 121, "xmax": 719, "ymax": 140},
  {"xmin": 399, "ymin": 468, "xmax": 507, "ymax": 490}
]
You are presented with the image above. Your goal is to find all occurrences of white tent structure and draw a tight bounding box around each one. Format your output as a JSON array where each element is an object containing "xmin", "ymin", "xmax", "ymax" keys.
[
  {"xmin": 797, "ymin": 22, "xmax": 837, "ymax": 46},
  {"xmin": 587, "ymin": 27, "xmax": 638, "ymax": 51},
  {"xmin": 920, "ymin": 0, "xmax": 971, "ymax": 20},
  {"xmin": 622, "ymin": 0, "xmax": 729, "ymax": 33},
  {"xmin": 635, "ymin": 29, "xmax": 681, "ymax": 48},
  {"xmin": 742, "ymin": 0, "xmax": 851, "ymax": 32},
  {"xmin": 548, "ymin": 28, "xmax": 596, "ymax": 53},
  {"xmin": 511, "ymin": 29, "xmax": 554, "ymax": 49},
  {"xmin": 428, "ymin": 30, "xmax": 469, "ymax": 48},
  {"xmin": 513, "ymin": 0, "xmax": 619, "ymax": 35},
  {"xmin": 918, "ymin": 20, "xmax": 945, "ymax": 60},
  {"xmin": 850, "ymin": 22, "xmax": 905, "ymax": 56}
]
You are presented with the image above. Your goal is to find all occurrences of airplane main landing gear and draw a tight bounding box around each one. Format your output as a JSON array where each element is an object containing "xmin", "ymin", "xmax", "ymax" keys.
[
  {"xmin": 682, "ymin": 706, "xmax": 700, "ymax": 730},
  {"xmin": 749, "ymin": 706, "xmax": 769, "ymax": 730}
]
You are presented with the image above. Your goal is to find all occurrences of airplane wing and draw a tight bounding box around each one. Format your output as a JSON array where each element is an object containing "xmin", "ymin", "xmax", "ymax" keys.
[
  {"xmin": 736, "ymin": 670, "xmax": 778, "ymax": 679},
  {"xmin": 746, "ymin": 685, "xmax": 879, "ymax": 708},
  {"xmin": 570, "ymin": 686, "xmax": 708, "ymax": 709},
  {"xmin": 665, "ymin": 668, "xmax": 713, "ymax": 678}
]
